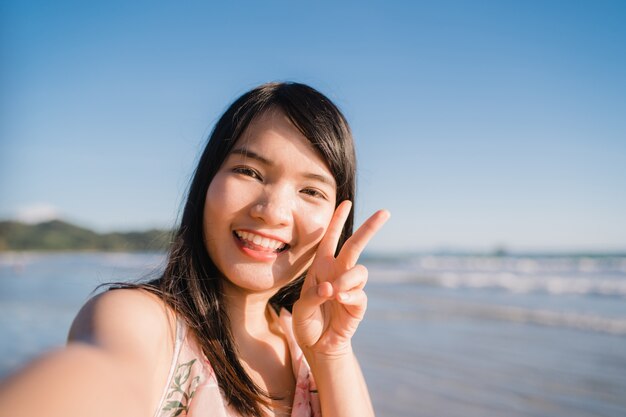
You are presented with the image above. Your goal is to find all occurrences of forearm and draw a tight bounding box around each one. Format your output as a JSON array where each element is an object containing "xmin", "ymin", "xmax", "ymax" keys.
[
  {"xmin": 0, "ymin": 344, "xmax": 149, "ymax": 417},
  {"xmin": 307, "ymin": 347, "xmax": 375, "ymax": 417}
]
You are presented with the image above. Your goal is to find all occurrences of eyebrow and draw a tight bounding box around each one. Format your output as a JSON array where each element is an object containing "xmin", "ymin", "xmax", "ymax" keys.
[
  {"xmin": 230, "ymin": 148, "xmax": 273, "ymax": 166},
  {"xmin": 230, "ymin": 148, "xmax": 335, "ymax": 187}
]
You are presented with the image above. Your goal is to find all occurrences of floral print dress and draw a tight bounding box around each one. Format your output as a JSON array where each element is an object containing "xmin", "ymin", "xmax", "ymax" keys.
[{"xmin": 153, "ymin": 309, "xmax": 321, "ymax": 417}]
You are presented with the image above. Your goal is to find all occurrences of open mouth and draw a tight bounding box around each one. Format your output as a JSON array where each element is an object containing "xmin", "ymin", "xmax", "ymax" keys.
[{"xmin": 233, "ymin": 231, "xmax": 290, "ymax": 253}]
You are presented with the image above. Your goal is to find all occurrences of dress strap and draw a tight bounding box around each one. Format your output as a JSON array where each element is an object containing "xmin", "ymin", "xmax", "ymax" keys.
[{"xmin": 152, "ymin": 318, "xmax": 186, "ymax": 417}]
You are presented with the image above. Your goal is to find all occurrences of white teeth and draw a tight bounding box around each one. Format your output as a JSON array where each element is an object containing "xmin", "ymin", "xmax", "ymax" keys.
[{"xmin": 235, "ymin": 231, "xmax": 286, "ymax": 251}]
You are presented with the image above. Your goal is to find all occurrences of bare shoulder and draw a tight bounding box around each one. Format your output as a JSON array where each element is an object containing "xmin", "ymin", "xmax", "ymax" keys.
[
  {"xmin": 68, "ymin": 288, "xmax": 177, "ymax": 411},
  {"xmin": 69, "ymin": 288, "xmax": 176, "ymax": 356}
]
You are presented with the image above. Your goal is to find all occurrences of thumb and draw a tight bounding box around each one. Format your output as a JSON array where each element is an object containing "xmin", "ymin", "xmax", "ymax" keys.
[
  {"xmin": 292, "ymin": 282, "xmax": 332, "ymax": 348},
  {"xmin": 293, "ymin": 281, "xmax": 333, "ymax": 323}
]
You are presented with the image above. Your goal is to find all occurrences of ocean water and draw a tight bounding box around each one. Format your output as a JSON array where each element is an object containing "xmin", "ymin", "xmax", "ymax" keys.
[{"xmin": 1, "ymin": 252, "xmax": 625, "ymax": 416}]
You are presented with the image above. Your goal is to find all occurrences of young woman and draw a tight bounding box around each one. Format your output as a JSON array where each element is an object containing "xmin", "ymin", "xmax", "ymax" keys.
[{"xmin": 0, "ymin": 82, "xmax": 389, "ymax": 417}]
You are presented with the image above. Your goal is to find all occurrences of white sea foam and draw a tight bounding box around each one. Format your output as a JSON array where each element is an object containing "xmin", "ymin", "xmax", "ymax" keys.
[
  {"xmin": 367, "ymin": 255, "xmax": 626, "ymax": 297},
  {"xmin": 423, "ymin": 272, "xmax": 626, "ymax": 297}
]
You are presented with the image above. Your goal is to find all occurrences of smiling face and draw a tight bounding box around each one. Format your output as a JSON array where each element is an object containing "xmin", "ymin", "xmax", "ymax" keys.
[{"xmin": 203, "ymin": 109, "xmax": 337, "ymax": 295}]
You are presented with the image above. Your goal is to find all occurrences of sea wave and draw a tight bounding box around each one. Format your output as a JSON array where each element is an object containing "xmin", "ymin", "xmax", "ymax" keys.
[
  {"xmin": 410, "ymin": 255, "xmax": 626, "ymax": 274},
  {"xmin": 366, "ymin": 255, "xmax": 626, "ymax": 297},
  {"xmin": 367, "ymin": 271, "xmax": 626, "ymax": 298},
  {"xmin": 424, "ymin": 272, "xmax": 626, "ymax": 297}
]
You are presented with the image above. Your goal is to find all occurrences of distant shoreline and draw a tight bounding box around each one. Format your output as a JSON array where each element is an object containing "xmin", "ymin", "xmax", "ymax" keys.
[{"xmin": 0, "ymin": 219, "xmax": 171, "ymax": 252}]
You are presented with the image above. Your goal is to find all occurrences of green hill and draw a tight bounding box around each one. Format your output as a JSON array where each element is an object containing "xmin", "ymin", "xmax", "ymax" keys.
[{"xmin": 0, "ymin": 220, "xmax": 171, "ymax": 252}]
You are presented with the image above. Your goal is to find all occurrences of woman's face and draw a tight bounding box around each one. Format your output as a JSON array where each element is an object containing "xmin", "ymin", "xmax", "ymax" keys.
[{"xmin": 203, "ymin": 109, "xmax": 337, "ymax": 294}]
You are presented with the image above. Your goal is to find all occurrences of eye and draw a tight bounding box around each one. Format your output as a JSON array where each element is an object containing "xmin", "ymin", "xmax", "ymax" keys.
[
  {"xmin": 300, "ymin": 187, "xmax": 327, "ymax": 200},
  {"xmin": 233, "ymin": 166, "xmax": 263, "ymax": 181}
]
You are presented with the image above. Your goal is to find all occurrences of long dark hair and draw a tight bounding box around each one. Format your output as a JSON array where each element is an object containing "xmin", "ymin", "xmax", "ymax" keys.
[{"xmin": 151, "ymin": 82, "xmax": 356, "ymax": 416}]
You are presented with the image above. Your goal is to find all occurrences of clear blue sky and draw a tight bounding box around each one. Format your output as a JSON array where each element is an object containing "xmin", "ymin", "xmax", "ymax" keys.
[{"xmin": 2, "ymin": 0, "xmax": 625, "ymax": 252}]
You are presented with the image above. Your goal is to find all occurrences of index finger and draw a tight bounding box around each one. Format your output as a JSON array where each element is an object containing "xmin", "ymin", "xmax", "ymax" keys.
[
  {"xmin": 336, "ymin": 209, "xmax": 390, "ymax": 269},
  {"xmin": 316, "ymin": 200, "xmax": 353, "ymax": 258}
]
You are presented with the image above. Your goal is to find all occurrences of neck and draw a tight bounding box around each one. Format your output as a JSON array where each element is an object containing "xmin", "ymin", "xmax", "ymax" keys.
[
  {"xmin": 221, "ymin": 281, "xmax": 277, "ymax": 344},
  {"xmin": 221, "ymin": 281, "xmax": 296, "ymax": 412}
]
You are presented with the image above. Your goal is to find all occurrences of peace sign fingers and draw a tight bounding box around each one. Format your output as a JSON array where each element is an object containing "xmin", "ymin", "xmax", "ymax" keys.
[
  {"xmin": 294, "ymin": 204, "xmax": 390, "ymax": 353},
  {"xmin": 316, "ymin": 200, "xmax": 353, "ymax": 259},
  {"xmin": 336, "ymin": 209, "xmax": 390, "ymax": 269}
]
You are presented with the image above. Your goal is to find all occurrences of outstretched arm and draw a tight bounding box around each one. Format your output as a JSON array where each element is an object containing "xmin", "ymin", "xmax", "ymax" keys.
[
  {"xmin": 0, "ymin": 289, "xmax": 174, "ymax": 417},
  {"xmin": 293, "ymin": 201, "xmax": 390, "ymax": 417},
  {"xmin": 0, "ymin": 343, "xmax": 147, "ymax": 417}
]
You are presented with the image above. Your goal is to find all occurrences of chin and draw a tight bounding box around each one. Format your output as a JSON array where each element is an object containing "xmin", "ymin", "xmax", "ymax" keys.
[{"xmin": 222, "ymin": 265, "xmax": 290, "ymax": 294}]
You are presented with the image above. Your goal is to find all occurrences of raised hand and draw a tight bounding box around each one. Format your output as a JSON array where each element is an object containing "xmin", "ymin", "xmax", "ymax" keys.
[{"xmin": 292, "ymin": 200, "xmax": 390, "ymax": 358}]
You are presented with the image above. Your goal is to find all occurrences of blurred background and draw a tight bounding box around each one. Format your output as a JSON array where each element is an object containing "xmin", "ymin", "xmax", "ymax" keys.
[{"xmin": 1, "ymin": 1, "xmax": 625, "ymax": 416}]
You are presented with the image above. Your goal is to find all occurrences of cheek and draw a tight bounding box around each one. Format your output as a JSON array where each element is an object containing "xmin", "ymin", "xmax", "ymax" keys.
[
  {"xmin": 203, "ymin": 176, "xmax": 243, "ymax": 254},
  {"xmin": 205, "ymin": 174, "xmax": 228, "ymax": 208},
  {"xmin": 297, "ymin": 204, "xmax": 336, "ymax": 249},
  {"xmin": 205, "ymin": 175, "xmax": 248, "ymax": 217}
]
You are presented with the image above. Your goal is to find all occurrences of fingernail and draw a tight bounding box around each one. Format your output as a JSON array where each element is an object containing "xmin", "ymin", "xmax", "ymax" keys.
[{"xmin": 338, "ymin": 292, "xmax": 350, "ymax": 302}]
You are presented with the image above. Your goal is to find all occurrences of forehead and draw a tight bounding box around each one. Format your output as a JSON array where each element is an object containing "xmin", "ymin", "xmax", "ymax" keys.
[
  {"xmin": 238, "ymin": 108, "xmax": 303, "ymax": 145},
  {"xmin": 233, "ymin": 110, "xmax": 335, "ymax": 181}
]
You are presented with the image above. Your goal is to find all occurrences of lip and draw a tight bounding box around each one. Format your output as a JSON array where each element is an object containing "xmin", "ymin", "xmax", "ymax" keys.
[{"xmin": 232, "ymin": 229, "xmax": 289, "ymax": 262}]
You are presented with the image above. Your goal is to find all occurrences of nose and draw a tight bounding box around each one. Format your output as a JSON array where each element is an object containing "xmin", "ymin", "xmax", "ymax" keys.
[{"xmin": 249, "ymin": 186, "xmax": 293, "ymax": 226}]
